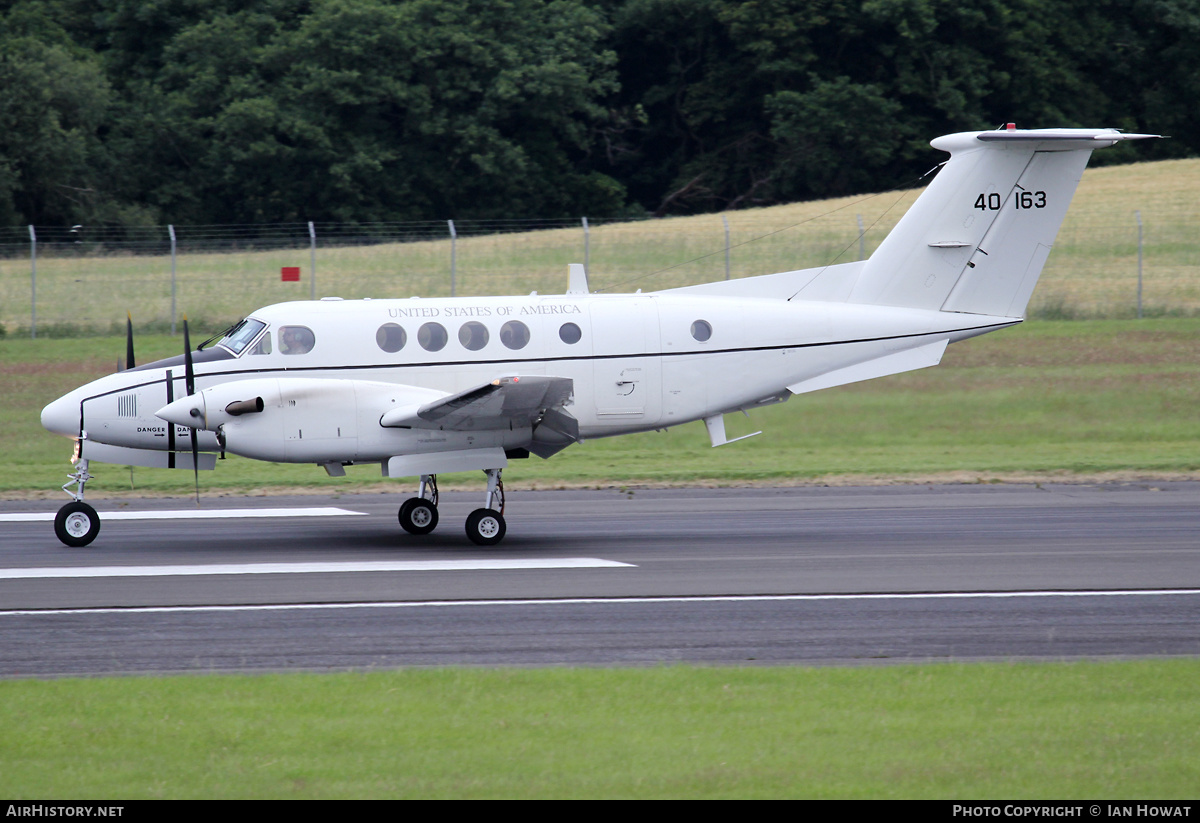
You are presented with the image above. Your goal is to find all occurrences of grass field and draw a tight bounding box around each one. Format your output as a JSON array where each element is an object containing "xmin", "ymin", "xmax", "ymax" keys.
[
  {"xmin": 1, "ymin": 157, "xmax": 1197, "ymax": 336},
  {"xmin": 3, "ymin": 317, "xmax": 1196, "ymax": 497},
  {"xmin": 2, "ymin": 661, "xmax": 1198, "ymax": 798}
]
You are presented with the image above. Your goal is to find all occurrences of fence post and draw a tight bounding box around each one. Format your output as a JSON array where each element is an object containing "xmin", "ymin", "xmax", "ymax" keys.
[
  {"xmin": 169, "ymin": 224, "xmax": 177, "ymax": 335},
  {"xmin": 28, "ymin": 225, "xmax": 36, "ymax": 339},
  {"xmin": 582, "ymin": 217, "xmax": 589, "ymax": 274},
  {"xmin": 308, "ymin": 221, "xmax": 317, "ymax": 300},
  {"xmin": 1135, "ymin": 210, "xmax": 1143, "ymax": 319},
  {"xmin": 722, "ymin": 214, "xmax": 730, "ymax": 280},
  {"xmin": 857, "ymin": 214, "xmax": 865, "ymax": 261},
  {"xmin": 448, "ymin": 220, "xmax": 457, "ymax": 297}
]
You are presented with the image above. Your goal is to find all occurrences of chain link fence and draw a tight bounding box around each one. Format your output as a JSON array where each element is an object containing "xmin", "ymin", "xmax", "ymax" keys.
[{"xmin": 1, "ymin": 196, "xmax": 1196, "ymax": 337}]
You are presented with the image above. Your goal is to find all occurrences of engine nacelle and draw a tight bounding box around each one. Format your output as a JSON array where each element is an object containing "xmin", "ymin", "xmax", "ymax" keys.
[{"xmin": 157, "ymin": 378, "xmax": 445, "ymax": 463}]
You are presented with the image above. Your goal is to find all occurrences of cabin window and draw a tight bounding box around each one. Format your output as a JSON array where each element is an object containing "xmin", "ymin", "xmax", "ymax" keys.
[
  {"xmin": 376, "ymin": 323, "xmax": 407, "ymax": 353},
  {"xmin": 418, "ymin": 322, "xmax": 448, "ymax": 352},
  {"xmin": 279, "ymin": 325, "xmax": 316, "ymax": 355},
  {"xmin": 459, "ymin": 321, "xmax": 489, "ymax": 351},
  {"xmin": 690, "ymin": 320, "xmax": 712, "ymax": 342},
  {"xmin": 559, "ymin": 322, "xmax": 582, "ymax": 344},
  {"xmin": 500, "ymin": 320, "xmax": 530, "ymax": 350}
]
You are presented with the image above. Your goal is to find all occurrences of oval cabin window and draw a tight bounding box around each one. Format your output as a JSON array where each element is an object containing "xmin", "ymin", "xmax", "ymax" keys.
[
  {"xmin": 459, "ymin": 321, "xmax": 489, "ymax": 351},
  {"xmin": 559, "ymin": 322, "xmax": 582, "ymax": 344},
  {"xmin": 500, "ymin": 320, "xmax": 530, "ymax": 350},
  {"xmin": 418, "ymin": 322, "xmax": 448, "ymax": 352}
]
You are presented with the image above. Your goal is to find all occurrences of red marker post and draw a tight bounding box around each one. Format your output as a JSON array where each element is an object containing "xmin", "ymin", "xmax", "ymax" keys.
[{"xmin": 281, "ymin": 266, "xmax": 301, "ymax": 282}]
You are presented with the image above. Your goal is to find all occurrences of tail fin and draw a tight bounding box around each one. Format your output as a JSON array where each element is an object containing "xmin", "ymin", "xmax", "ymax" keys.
[{"xmin": 848, "ymin": 127, "xmax": 1158, "ymax": 317}]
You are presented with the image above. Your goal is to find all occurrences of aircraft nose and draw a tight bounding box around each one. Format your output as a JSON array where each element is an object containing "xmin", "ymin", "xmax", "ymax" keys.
[{"xmin": 41, "ymin": 394, "xmax": 80, "ymax": 437}]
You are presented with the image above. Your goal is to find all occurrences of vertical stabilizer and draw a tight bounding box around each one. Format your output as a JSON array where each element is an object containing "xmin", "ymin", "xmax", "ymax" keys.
[{"xmin": 847, "ymin": 128, "xmax": 1157, "ymax": 317}]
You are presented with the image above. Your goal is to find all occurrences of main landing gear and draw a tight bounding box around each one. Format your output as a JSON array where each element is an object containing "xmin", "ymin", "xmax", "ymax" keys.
[
  {"xmin": 54, "ymin": 454, "xmax": 101, "ymax": 547},
  {"xmin": 397, "ymin": 469, "xmax": 507, "ymax": 546},
  {"xmin": 398, "ymin": 474, "xmax": 440, "ymax": 535}
]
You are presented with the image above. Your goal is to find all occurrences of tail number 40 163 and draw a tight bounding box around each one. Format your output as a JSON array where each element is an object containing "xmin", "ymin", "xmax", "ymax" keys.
[{"xmin": 975, "ymin": 191, "xmax": 1047, "ymax": 210}]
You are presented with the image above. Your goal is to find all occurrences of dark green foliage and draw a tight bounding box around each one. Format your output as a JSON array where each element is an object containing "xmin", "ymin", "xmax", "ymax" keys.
[
  {"xmin": 600, "ymin": 0, "xmax": 1198, "ymax": 213},
  {"xmin": 1, "ymin": 0, "xmax": 1197, "ymax": 225},
  {"xmin": 99, "ymin": 0, "xmax": 624, "ymax": 223},
  {"xmin": 0, "ymin": 3, "xmax": 117, "ymax": 225}
]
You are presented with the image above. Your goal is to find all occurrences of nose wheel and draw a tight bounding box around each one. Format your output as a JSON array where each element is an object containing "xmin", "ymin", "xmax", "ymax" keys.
[{"xmin": 55, "ymin": 501, "xmax": 101, "ymax": 547}]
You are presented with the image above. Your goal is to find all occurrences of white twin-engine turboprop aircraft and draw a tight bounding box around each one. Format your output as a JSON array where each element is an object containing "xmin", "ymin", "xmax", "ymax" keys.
[{"xmin": 41, "ymin": 126, "xmax": 1156, "ymax": 547}]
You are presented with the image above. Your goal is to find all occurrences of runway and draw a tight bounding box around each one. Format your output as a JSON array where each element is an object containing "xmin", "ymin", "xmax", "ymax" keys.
[{"xmin": 2, "ymin": 482, "xmax": 1198, "ymax": 675}]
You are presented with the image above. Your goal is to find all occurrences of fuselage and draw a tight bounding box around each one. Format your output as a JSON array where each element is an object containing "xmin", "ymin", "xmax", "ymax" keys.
[{"xmin": 42, "ymin": 291, "xmax": 1014, "ymax": 464}]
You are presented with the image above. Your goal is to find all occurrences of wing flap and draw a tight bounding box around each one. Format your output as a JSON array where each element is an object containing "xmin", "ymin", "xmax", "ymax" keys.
[{"xmin": 380, "ymin": 376, "xmax": 575, "ymax": 432}]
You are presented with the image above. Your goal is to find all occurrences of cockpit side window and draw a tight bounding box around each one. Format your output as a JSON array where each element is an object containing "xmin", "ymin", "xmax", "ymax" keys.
[
  {"xmin": 218, "ymin": 318, "xmax": 268, "ymax": 355},
  {"xmin": 279, "ymin": 325, "xmax": 316, "ymax": 355},
  {"xmin": 249, "ymin": 331, "xmax": 272, "ymax": 355}
]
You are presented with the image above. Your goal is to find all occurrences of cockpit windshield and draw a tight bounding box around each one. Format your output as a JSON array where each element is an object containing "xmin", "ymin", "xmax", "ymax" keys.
[{"xmin": 217, "ymin": 318, "xmax": 268, "ymax": 355}]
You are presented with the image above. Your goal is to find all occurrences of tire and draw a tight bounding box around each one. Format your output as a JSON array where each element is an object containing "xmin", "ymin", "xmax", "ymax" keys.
[
  {"xmin": 398, "ymin": 497, "xmax": 438, "ymax": 535},
  {"xmin": 465, "ymin": 508, "xmax": 506, "ymax": 546},
  {"xmin": 54, "ymin": 501, "xmax": 101, "ymax": 547}
]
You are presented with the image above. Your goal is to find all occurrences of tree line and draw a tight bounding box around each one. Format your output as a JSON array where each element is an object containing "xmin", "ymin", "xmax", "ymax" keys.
[{"xmin": 2, "ymin": 0, "xmax": 1196, "ymax": 228}]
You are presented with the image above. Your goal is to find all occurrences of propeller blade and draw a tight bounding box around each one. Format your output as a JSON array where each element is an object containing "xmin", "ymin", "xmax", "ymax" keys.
[
  {"xmin": 183, "ymin": 316, "xmax": 195, "ymax": 397},
  {"xmin": 190, "ymin": 427, "xmax": 200, "ymax": 507},
  {"xmin": 182, "ymin": 317, "xmax": 200, "ymax": 506},
  {"xmin": 125, "ymin": 313, "xmax": 136, "ymax": 371}
]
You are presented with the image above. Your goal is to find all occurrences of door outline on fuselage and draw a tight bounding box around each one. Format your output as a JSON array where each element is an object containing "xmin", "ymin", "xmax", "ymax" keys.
[{"xmin": 589, "ymin": 297, "xmax": 662, "ymax": 425}]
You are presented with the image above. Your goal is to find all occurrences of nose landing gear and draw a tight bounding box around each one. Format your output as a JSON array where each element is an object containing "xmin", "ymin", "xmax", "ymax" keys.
[{"xmin": 55, "ymin": 452, "xmax": 101, "ymax": 547}]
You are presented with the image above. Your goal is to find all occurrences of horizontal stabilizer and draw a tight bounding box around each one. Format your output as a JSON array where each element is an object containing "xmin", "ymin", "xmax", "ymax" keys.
[{"xmin": 974, "ymin": 130, "xmax": 1159, "ymax": 145}]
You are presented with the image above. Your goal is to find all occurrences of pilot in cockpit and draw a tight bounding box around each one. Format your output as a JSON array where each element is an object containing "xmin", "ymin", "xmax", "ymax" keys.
[{"xmin": 279, "ymin": 325, "xmax": 315, "ymax": 355}]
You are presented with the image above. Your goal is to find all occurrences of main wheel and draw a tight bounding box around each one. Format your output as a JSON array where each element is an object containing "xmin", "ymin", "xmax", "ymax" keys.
[
  {"xmin": 465, "ymin": 508, "xmax": 506, "ymax": 546},
  {"xmin": 398, "ymin": 497, "xmax": 438, "ymax": 535},
  {"xmin": 54, "ymin": 501, "xmax": 101, "ymax": 547}
]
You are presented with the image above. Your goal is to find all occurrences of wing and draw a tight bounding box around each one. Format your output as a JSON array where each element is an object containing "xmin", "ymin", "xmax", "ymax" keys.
[{"xmin": 380, "ymin": 375, "xmax": 578, "ymax": 458}]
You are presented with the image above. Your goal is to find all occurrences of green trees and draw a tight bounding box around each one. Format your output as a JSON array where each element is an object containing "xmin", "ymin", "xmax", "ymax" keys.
[
  {"xmin": 0, "ymin": 0, "xmax": 1196, "ymax": 226},
  {"xmin": 599, "ymin": 0, "xmax": 1188, "ymax": 214},
  {"xmin": 0, "ymin": 4, "xmax": 116, "ymax": 225},
  {"xmin": 99, "ymin": 0, "xmax": 623, "ymax": 223}
]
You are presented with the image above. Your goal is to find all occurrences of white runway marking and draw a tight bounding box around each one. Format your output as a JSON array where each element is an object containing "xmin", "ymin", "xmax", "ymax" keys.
[
  {"xmin": 0, "ymin": 558, "xmax": 634, "ymax": 580},
  {"xmin": 1, "ymin": 588, "xmax": 1196, "ymax": 617},
  {"xmin": 0, "ymin": 507, "xmax": 366, "ymax": 522}
]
